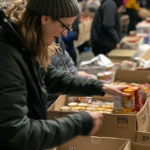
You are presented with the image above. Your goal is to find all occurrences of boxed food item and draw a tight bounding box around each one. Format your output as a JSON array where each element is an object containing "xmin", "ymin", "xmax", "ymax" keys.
[
  {"xmin": 121, "ymin": 36, "xmax": 144, "ymax": 50},
  {"xmin": 107, "ymin": 49, "xmax": 137, "ymax": 62},
  {"xmin": 113, "ymin": 87, "xmax": 143, "ymax": 114},
  {"xmin": 47, "ymin": 136, "xmax": 131, "ymax": 150},
  {"xmin": 121, "ymin": 60, "xmax": 136, "ymax": 70},
  {"xmin": 47, "ymin": 92, "xmax": 149, "ymax": 142},
  {"xmin": 97, "ymin": 72, "xmax": 112, "ymax": 83}
]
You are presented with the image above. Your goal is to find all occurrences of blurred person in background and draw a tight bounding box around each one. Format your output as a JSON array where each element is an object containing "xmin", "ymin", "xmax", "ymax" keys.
[
  {"xmin": 54, "ymin": 37, "xmax": 93, "ymax": 79},
  {"xmin": 87, "ymin": 0, "xmax": 100, "ymax": 12},
  {"xmin": 47, "ymin": 37, "xmax": 93, "ymax": 107},
  {"xmin": 125, "ymin": 0, "xmax": 140, "ymax": 34},
  {"xmin": 62, "ymin": 16, "xmax": 79, "ymax": 66},
  {"xmin": 138, "ymin": 0, "xmax": 150, "ymax": 9},
  {"xmin": 0, "ymin": 0, "xmax": 130, "ymax": 149},
  {"xmin": 91, "ymin": 0, "xmax": 121, "ymax": 56}
]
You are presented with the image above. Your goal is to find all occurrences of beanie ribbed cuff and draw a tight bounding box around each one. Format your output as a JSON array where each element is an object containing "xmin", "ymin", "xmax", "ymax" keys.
[{"xmin": 26, "ymin": 0, "xmax": 80, "ymax": 18}]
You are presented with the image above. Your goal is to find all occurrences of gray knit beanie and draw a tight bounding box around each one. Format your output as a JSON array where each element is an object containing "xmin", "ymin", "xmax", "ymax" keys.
[{"xmin": 26, "ymin": 0, "xmax": 80, "ymax": 18}]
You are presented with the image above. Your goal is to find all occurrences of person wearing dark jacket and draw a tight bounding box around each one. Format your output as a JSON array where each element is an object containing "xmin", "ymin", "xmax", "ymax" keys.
[
  {"xmin": 0, "ymin": 0, "xmax": 129, "ymax": 150},
  {"xmin": 47, "ymin": 37, "xmax": 93, "ymax": 107},
  {"xmin": 53, "ymin": 37, "xmax": 93, "ymax": 78},
  {"xmin": 91, "ymin": 0, "xmax": 121, "ymax": 56},
  {"xmin": 62, "ymin": 16, "xmax": 80, "ymax": 65},
  {"xmin": 138, "ymin": 0, "xmax": 150, "ymax": 9}
]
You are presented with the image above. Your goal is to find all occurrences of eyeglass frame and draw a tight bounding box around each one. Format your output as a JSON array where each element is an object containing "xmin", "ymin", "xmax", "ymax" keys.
[{"xmin": 56, "ymin": 18, "xmax": 72, "ymax": 34}]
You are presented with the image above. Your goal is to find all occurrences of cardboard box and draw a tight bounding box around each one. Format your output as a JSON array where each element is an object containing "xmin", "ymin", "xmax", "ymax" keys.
[
  {"xmin": 110, "ymin": 69, "xmax": 150, "ymax": 145},
  {"xmin": 131, "ymin": 142, "xmax": 150, "ymax": 150},
  {"xmin": 107, "ymin": 49, "xmax": 137, "ymax": 62},
  {"xmin": 47, "ymin": 136, "xmax": 131, "ymax": 150},
  {"xmin": 121, "ymin": 36, "xmax": 144, "ymax": 50},
  {"xmin": 141, "ymin": 48, "xmax": 150, "ymax": 61},
  {"xmin": 47, "ymin": 70, "xmax": 150, "ymax": 142},
  {"xmin": 47, "ymin": 94, "xmax": 149, "ymax": 142}
]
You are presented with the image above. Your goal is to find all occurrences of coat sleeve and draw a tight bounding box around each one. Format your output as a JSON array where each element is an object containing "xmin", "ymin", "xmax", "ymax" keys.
[
  {"xmin": 64, "ymin": 50, "xmax": 78, "ymax": 75},
  {"xmin": 0, "ymin": 49, "xmax": 93, "ymax": 150},
  {"xmin": 45, "ymin": 66, "xmax": 105, "ymax": 96},
  {"xmin": 101, "ymin": 2, "xmax": 120, "ymax": 44}
]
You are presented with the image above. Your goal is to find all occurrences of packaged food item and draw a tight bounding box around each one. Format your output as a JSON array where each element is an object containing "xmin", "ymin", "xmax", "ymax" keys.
[
  {"xmin": 78, "ymin": 103, "xmax": 90, "ymax": 107},
  {"xmin": 71, "ymin": 106, "xmax": 82, "ymax": 112},
  {"xmin": 60, "ymin": 106, "xmax": 71, "ymax": 111},
  {"xmin": 101, "ymin": 105, "xmax": 113, "ymax": 109},
  {"xmin": 113, "ymin": 95, "xmax": 124, "ymax": 113},
  {"xmin": 124, "ymin": 88, "xmax": 136, "ymax": 111},
  {"xmin": 97, "ymin": 72, "xmax": 112, "ymax": 83},
  {"xmin": 97, "ymin": 107, "xmax": 105, "ymax": 111},
  {"xmin": 129, "ymin": 31, "xmax": 136, "ymax": 37},
  {"xmin": 105, "ymin": 109, "xmax": 113, "ymax": 112},
  {"xmin": 124, "ymin": 86, "xmax": 143, "ymax": 112},
  {"xmin": 78, "ymin": 97, "xmax": 86, "ymax": 101},
  {"xmin": 68, "ymin": 97, "xmax": 78, "ymax": 102},
  {"xmin": 92, "ymin": 100, "xmax": 103, "ymax": 106},
  {"xmin": 86, "ymin": 107, "xmax": 97, "ymax": 111},
  {"xmin": 86, "ymin": 97, "xmax": 92, "ymax": 103},
  {"xmin": 81, "ymin": 107, "xmax": 86, "ymax": 110},
  {"xmin": 68, "ymin": 102, "xmax": 78, "ymax": 107},
  {"xmin": 104, "ymin": 111, "xmax": 113, "ymax": 114},
  {"xmin": 90, "ymin": 104, "xmax": 100, "ymax": 108},
  {"xmin": 80, "ymin": 97, "xmax": 92, "ymax": 103},
  {"xmin": 134, "ymin": 57, "xmax": 140, "ymax": 67}
]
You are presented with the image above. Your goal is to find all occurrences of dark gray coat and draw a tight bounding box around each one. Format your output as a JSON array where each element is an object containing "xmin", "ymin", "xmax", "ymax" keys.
[{"xmin": 0, "ymin": 12, "xmax": 104, "ymax": 150}]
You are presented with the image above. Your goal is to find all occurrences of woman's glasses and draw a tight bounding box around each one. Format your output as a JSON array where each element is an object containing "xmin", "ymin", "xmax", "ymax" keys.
[{"xmin": 57, "ymin": 18, "xmax": 72, "ymax": 34}]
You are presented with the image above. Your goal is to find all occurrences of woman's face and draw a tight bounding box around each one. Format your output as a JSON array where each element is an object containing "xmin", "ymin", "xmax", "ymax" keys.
[{"xmin": 41, "ymin": 16, "xmax": 76, "ymax": 46}]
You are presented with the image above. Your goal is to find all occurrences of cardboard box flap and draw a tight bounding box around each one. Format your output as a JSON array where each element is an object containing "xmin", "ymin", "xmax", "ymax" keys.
[
  {"xmin": 136, "ymin": 97, "xmax": 150, "ymax": 132},
  {"xmin": 131, "ymin": 142, "xmax": 150, "ymax": 150},
  {"xmin": 120, "ymin": 140, "xmax": 131, "ymax": 150},
  {"xmin": 107, "ymin": 49, "xmax": 137, "ymax": 57},
  {"xmin": 48, "ymin": 95, "xmax": 67, "ymax": 111},
  {"xmin": 115, "ymin": 70, "xmax": 150, "ymax": 84},
  {"xmin": 136, "ymin": 131, "xmax": 150, "ymax": 144},
  {"xmin": 141, "ymin": 48, "xmax": 150, "ymax": 61},
  {"xmin": 59, "ymin": 136, "xmax": 130, "ymax": 150},
  {"xmin": 95, "ymin": 114, "xmax": 136, "ymax": 141}
]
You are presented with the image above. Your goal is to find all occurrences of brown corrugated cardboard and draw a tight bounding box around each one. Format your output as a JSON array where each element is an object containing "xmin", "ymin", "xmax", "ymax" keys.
[
  {"xmin": 47, "ymin": 70, "xmax": 150, "ymax": 142},
  {"xmin": 136, "ymin": 131, "xmax": 150, "ymax": 145},
  {"xmin": 131, "ymin": 142, "xmax": 150, "ymax": 150},
  {"xmin": 141, "ymin": 48, "xmax": 150, "ymax": 61},
  {"xmin": 51, "ymin": 136, "xmax": 131, "ymax": 150},
  {"xmin": 114, "ymin": 70, "xmax": 150, "ymax": 84},
  {"xmin": 47, "ymin": 93, "xmax": 149, "ymax": 142},
  {"xmin": 107, "ymin": 49, "xmax": 137, "ymax": 62}
]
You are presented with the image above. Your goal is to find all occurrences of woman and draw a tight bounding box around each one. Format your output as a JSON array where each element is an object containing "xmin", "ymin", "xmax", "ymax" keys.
[
  {"xmin": 91, "ymin": 0, "xmax": 121, "ymax": 56},
  {"xmin": 0, "ymin": 0, "xmax": 129, "ymax": 149}
]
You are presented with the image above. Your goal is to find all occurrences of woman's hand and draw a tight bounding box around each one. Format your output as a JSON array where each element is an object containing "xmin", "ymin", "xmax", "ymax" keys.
[
  {"xmin": 78, "ymin": 71, "xmax": 93, "ymax": 79},
  {"xmin": 88, "ymin": 112, "xmax": 103, "ymax": 135},
  {"xmin": 102, "ymin": 84, "xmax": 130, "ymax": 97}
]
